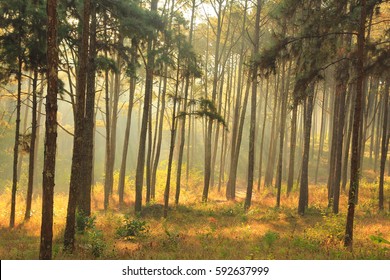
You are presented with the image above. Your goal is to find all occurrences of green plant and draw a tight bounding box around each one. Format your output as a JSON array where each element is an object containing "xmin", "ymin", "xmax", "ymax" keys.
[
  {"xmin": 86, "ymin": 229, "xmax": 106, "ymax": 258},
  {"xmin": 370, "ymin": 233, "xmax": 390, "ymax": 245},
  {"xmin": 162, "ymin": 225, "xmax": 181, "ymax": 249},
  {"xmin": 116, "ymin": 216, "xmax": 149, "ymax": 239},
  {"xmin": 76, "ymin": 211, "xmax": 96, "ymax": 233},
  {"xmin": 263, "ymin": 231, "xmax": 280, "ymax": 248},
  {"xmin": 306, "ymin": 214, "xmax": 345, "ymax": 245}
]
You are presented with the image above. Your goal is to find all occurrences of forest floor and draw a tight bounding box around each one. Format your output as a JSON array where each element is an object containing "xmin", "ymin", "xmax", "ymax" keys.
[{"xmin": 0, "ymin": 177, "xmax": 389, "ymax": 260}]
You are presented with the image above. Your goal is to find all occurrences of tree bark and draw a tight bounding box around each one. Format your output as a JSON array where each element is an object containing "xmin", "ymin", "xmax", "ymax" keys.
[
  {"xmin": 298, "ymin": 86, "xmax": 314, "ymax": 215},
  {"xmin": 244, "ymin": 0, "xmax": 261, "ymax": 210},
  {"xmin": 276, "ymin": 57, "xmax": 289, "ymax": 207},
  {"xmin": 39, "ymin": 0, "xmax": 58, "ymax": 259},
  {"xmin": 78, "ymin": 1, "xmax": 97, "ymax": 216},
  {"xmin": 287, "ymin": 101, "xmax": 298, "ymax": 195},
  {"xmin": 64, "ymin": 0, "xmax": 90, "ymax": 251},
  {"xmin": 379, "ymin": 80, "xmax": 389, "ymax": 211},
  {"xmin": 10, "ymin": 36, "xmax": 23, "ymax": 229},
  {"xmin": 345, "ymin": 0, "xmax": 366, "ymax": 249},
  {"xmin": 25, "ymin": 69, "xmax": 38, "ymax": 221},
  {"xmin": 135, "ymin": 0, "xmax": 158, "ymax": 213},
  {"xmin": 118, "ymin": 38, "xmax": 137, "ymax": 206}
]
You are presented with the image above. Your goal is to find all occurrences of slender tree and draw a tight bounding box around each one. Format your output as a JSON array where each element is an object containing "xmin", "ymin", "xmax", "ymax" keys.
[
  {"xmin": 39, "ymin": 0, "xmax": 58, "ymax": 260},
  {"xmin": 64, "ymin": 0, "xmax": 91, "ymax": 252},
  {"xmin": 244, "ymin": 0, "xmax": 261, "ymax": 210},
  {"xmin": 344, "ymin": 0, "xmax": 366, "ymax": 249}
]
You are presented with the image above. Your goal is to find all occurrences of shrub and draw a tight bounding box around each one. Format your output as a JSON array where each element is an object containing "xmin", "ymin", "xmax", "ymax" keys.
[
  {"xmin": 76, "ymin": 211, "xmax": 96, "ymax": 233},
  {"xmin": 116, "ymin": 216, "xmax": 149, "ymax": 239},
  {"xmin": 86, "ymin": 229, "xmax": 106, "ymax": 258}
]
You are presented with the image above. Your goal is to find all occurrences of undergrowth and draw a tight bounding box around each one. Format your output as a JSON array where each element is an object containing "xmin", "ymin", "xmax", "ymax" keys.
[{"xmin": 0, "ymin": 181, "xmax": 389, "ymax": 260}]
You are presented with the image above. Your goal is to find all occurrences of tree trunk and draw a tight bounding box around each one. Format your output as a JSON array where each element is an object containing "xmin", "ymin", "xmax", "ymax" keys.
[
  {"xmin": 258, "ymin": 78, "xmax": 269, "ymax": 190},
  {"xmin": 226, "ymin": 0, "xmax": 248, "ymax": 199},
  {"xmin": 227, "ymin": 75, "xmax": 251, "ymax": 200},
  {"xmin": 78, "ymin": 1, "xmax": 97, "ymax": 216},
  {"xmin": 39, "ymin": 0, "xmax": 58, "ymax": 259},
  {"xmin": 135, "ymin": 0, "xmax": 158, "ymax": 213},
  {"xmin": 64, "ymin": 0, "xmax": 90, "ymax": 252},
  {"xmin": 264, "ymin": 71, "xmax": 280, "ymax": 187},
  {"xmin": 10, "ymin": 38, "xmax": 23, "ymax": 229},
  {"xmin": 118, "ymin": 38, "xmax": 137, "ymax": 206},
  {"xmin": 344, "ymin": 0, "xmax": 366, "ymax": 249},
  {"xmin": 25, "ymin": 69, "xmax": 38, "ymax": 221},
  {"xmin": 108, "ymin": 35, "xmax": 123, "ymax": 195},
  {"xmin": 342, "ymin": 83, "xmax": 355, "ymax": 191},
  {"xmin": 287, "ymin": 101, "xmax": 298, "ymax": 195},
  {"xmin": 203, "ymin": 0, "xmax": 224, "ymax": 202},
  {"xmin": 379, "ymin": 80, "xmax": 389, "ymax": 211},
  {"xmin": 332, "ymin": 58, "xmax": 349, "ymax": 214},
  {"xmin": 315, "ymin": 82, "xmax": 327, "ymax": 184},
  {"xmin": 244, "ymin": 0, "xmax": 261, "ymax": 211},
  {"xmin": 298, "ymin": 86, "xmax": 314, "ymax": 215},
  {"xmin": 276, "ymin": 57, "xmax": 288, "ymax": 207}
]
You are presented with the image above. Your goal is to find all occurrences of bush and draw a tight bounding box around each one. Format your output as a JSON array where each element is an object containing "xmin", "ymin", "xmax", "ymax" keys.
[
  {"xmin": 263, "ymin": 230, "xmax": 280, "ymax": 248},
  {"xmin": 86, "ymin": 229, "xmax": 106, "ymax": 258},
  {"xmin": 76, "ymin": 211, "xmax": 96, "ymax": 233},
  {"xmin": 116, "ymin": 216, "xmax": 149, "ymax": 239}
]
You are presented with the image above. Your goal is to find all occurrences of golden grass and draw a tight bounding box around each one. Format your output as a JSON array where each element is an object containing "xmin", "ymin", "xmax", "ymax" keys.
[{"xmin": 0, "ymin": 175, "xmax": 389, "ymax": 260}]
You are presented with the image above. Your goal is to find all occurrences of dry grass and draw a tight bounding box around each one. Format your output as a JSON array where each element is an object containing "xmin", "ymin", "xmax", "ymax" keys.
[{"xmin": 0, "ymin": 175, "xmax": 389, "ymax": 260}]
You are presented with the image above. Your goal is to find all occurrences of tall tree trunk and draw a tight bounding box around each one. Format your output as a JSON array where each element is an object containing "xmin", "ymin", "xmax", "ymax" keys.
[
  {"xmin": 287, "ymin": 100, "xmax": 298, "ymax": 195},
  {"xmin": 146, "ymin": 96, "xmax": 153, "ymax": 203},
  {"xmin": 203, "ymin": 0, "xmax": 224, "ymax": 202},
  {"xmin": 315, "ymin": 82, "xmax": 327, "ymax": 184},
  {"xmin": 244, "ymin": 0, "xmax": 261, "ymax": 210},
  {"xmin": 17, "ymin": 85, "xmax": 30, "ymax": 182},
  {"xmin": 227, "ymin": 75, "xmax": 251, "ymax": 200},
  {"xmin": 175, "ymin": 0, "xmax": 195, "ymax": 203},
  {"xmin": 25, "ymin": 69, "xmax": 39, "ymax": 221},
  {"xmin": 108, "ymin": 35, "xmax": 123, "ymax": 194},
  {"xmin": 344, "ymin": 0, "xmax": 366, "ymax": 249},
  {"xmin": 165, "ymin": 15, "xmax": 181, "ymax": 215},
  {"xmin": 104, "ymin": 68, "xmax": 111, "ymax": 209},
  {"xmin": 379, "ymin": 80, "xmax": 389, "ymax": 211},
  {"xmin": 135, "ymin": 0, "xmax": 158, "ymax": 213},
  {"xmin": 264, "ymin": 71, "xmax": 280, "ymax": 187},
  {"xmin": 118, "ymin": 38, "xmax": 137, "ymax": 206},
  {"xmin": 342, "ymin": 83, "xmax": 355, "ymax": 191},
  {"xmin": 258, "ymin": 78, "xmax": 269, "ymax": 190},
  {"xmin": 39, "ymin": 0, "xmax": 58, "ymax": 259},
  {"xmin": 78, "ymin": 1, "xmax": 97, "ymax": 216},
  {"xmin": 33, "ymin": 80, "xmax": 44, "ymax": 190},
  {"xmin": 298, "ymin": 86, "xmax": 314, "ymax": 215},
  {"xmin": 10, "ymin": 37, "xmax": 23, "ymax": 229},
  {"xmin": 332, "ymin": 57, "xmax": 349, "ymax": 214},
  {"xmin": 150, "ymin": 75, "xmax": 166, "ymax": 200},
  {"xmin": 276, "ymin": 57, "xmax": 288, "ymax": 207},
  {"xmin": 327, "ymin": 81, "xmax": 340, "ymax": 203},
  {"xmin": 226, "ymin": 0, "xmax": 248, "ymax": 199},
  {"xmin": 64, "ymin": 0, "xmax": 90, "ymax": 252}
]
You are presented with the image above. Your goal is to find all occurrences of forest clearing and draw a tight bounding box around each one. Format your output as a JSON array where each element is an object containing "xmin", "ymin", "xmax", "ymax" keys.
[{"xmin": 0, "ymin": 0, "xmax": 389, "ymax": 260}]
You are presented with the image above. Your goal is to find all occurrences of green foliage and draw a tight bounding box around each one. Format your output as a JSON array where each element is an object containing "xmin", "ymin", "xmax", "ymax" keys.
[
  {"xmin": 116, "ymin": 216, "xmax": 149, "ymax": 239},
  {"xmin": 262, "ymin": 231, "xmax": 280, "ymax": 248},
  {"xmin": 292, "ymin": 237, "xmax": 320, "ymax": 253},
  {"xmin": 95, "ymin": 56, "xmax": 118, "ymax": 74},
  {"xmin": 162, "ymin": 223, "xmax": 181, "ymax": 249},
  {"xmin": 85, "ymin": 228, "xmax": 106, "ymax": 258},
  {"xmin": 370, "ymin": 233, "xmax": 390, "ymax": 245},
  {"xmin": 306, "ymin": 214, "xmax": 345, "ymax": 245},
  {"xmin": 190, "ymin": 98, "xmax": 227, "ymax": 128},
  {"xmin": 221, "ymin": 203, "xmax": 245, "ymax": 217},
  {"xmin": 76, "ymin": 212, "xmax": 96, "ymax": 233}
]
